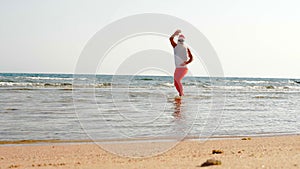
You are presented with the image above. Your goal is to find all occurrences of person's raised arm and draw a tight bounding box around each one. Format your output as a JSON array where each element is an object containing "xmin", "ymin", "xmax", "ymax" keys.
[
  {"xmin": 169, "ymin": 36, "xmax": 177, "ymax": 48},
  {"xmin": 169, "ymin": 30, "xmax": 181, "ymax": 48}
]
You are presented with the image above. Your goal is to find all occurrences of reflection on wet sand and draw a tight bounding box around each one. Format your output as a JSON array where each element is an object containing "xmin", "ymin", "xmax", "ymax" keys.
[{"xmin": 172, "ymin": 97, "xmax": 182, "ymax": 118}]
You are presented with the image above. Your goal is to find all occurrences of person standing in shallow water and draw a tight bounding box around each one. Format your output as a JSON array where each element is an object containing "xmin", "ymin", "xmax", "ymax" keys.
[{"xmin": 169, "ymin": 30, "xmax": 193, "ymax": 97}]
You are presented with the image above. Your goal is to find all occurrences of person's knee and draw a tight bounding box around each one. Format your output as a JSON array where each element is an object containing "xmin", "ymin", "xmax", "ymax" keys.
[{"xmin": 174, "ymin": 79, "xmax": 181, "ymax": 85}]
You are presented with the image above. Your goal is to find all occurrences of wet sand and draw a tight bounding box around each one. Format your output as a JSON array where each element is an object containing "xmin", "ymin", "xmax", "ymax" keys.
[{"xmin": 0, "ymin": 135, "xmax": 299, "ymax": 169}]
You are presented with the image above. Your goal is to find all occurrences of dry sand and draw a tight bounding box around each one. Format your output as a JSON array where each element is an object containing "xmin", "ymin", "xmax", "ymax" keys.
[{"xmin": 0, "ymin": 135, "xmax": 299, "ymax": 169}]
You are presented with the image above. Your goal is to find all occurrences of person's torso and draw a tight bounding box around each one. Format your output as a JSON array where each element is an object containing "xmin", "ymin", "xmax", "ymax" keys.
[{"xmin": 174, "ymin": 44, "xmax": 188, "ymax": 68}]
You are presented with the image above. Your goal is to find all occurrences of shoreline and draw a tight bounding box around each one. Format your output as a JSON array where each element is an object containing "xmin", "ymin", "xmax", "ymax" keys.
[
  {"xmin": 0, "ymin": 135, "xmax": 299, "ymax": 169},
  {"xmin": 0, "ymin": 133, "xmax": 299, "ymax": 146}
]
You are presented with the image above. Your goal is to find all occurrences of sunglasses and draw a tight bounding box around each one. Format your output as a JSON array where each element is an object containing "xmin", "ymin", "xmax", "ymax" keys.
[{"xmin": 178, "ymin": 39, "xmax": 184, "ymax": 42}]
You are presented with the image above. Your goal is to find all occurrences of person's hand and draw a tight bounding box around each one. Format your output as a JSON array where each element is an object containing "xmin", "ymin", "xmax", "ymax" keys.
[
  {"xmin": 180, "ymin": 62, "xmax": 187, "ymax": 66},
  {"xmin": 173, "ymin": 29, "xmax": 181, "ymax": 36}
]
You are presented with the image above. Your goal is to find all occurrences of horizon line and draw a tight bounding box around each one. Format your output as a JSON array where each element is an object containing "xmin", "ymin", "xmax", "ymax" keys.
[{"xmin": 0, "ymin": 71, "xmax": 298, "ymax": 80}]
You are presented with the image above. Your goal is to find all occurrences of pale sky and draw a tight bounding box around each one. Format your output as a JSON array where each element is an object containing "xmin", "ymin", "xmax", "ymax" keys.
[{"xmin": 0, "ymin": 0, "xmax": 299, "ymax": 78}]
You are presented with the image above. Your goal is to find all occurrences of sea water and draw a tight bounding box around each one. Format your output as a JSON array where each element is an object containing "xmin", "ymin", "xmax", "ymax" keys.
[{"xmin": 0, "ymin": 73, "xmax": 299, "ymax": 141}]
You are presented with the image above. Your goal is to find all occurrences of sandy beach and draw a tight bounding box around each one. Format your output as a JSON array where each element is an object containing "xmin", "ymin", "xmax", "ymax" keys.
[{"xmin": 0, "ymin": 135, "xmax": 299, "ymax": 169}]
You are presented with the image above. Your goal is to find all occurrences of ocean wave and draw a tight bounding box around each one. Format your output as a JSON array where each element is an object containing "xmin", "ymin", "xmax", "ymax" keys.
[
  {"xmin": 95, "ymin": 83, "xmax": 112, "ymax": 88},
  {"xmin": 182, "ymin": 82, "xmax": 197, "ymax": 86},
  {"xmin": 293, "ymin": 80, "xmax": 300, "ymax": 84},
  {"xmin": 137, "ymin": 78, "xmax": 153, "ymax": 81},
  {"xmin": 16, "ymin": 76, "xmax": 73, "ymax": 81},
  {"xmin": 159, "ymin": 83, "xmax": 173, "ymax": 87},
  {"xmin": 7, "ymin": 88, "xmax": 34, "ymax": 90},
  {"xmin": 0, "ymin": 82, "xmax": 72, "ymax": 88},
  {"xmin": 227, "ymin": 80, "xmax": 271, "ymax": 84},
  {"xmin": 44, "ymin": 83, "xmax": 72, "ymax": 87},
  {"xmin": 0, "ymin": 79, "xmax": 14, "ymax": 83},
  {"xmin": 253, "ymin": 96, "xmax": 283, "ymax": 99},
  {"xmin": 59, "ymin": 88, "xmax": 73, "ymax": 91},
  {"xmin": 0, "ymin": 82, "xmax": 30, "ymax": 87},
  {"xmin": 1, "ymin": 81, "xmax": 300, "ymax": 91},
  {"xmin": 251, "ymin": 85, "xmax": 292, "ymax": 90},
  {"xmin": 5, "ymin": 108, "xmax": 19, "ymax": 111},
  {"xmin": 210, "ymin": 86, "xmax": 245, "ymax": 90},
  {"xmin": 211, "ymin": 85, "xmax": 300, "ymax": 91},
  {"xmin": 0, "ymin": 81, "xmax": 115, "ymax": 89}
]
